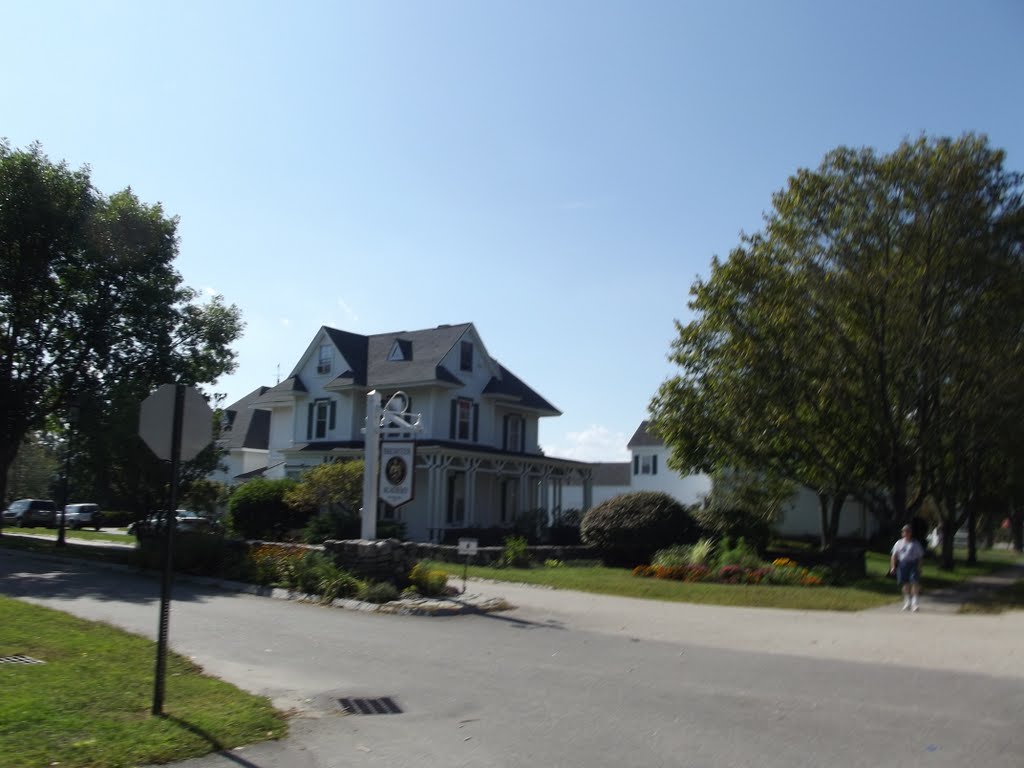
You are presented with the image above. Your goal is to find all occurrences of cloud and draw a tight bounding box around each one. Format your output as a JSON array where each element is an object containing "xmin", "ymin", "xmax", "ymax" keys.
[
  {"xmin": 337, "ymin": 298, "xmax": 358, "ymax": 322},
  {"xmin": 545, "ymin": 424, "xmax": 630, "ymax": 463},
  {"xmin": 202, "ymin": 286, "xmax": 218, "ymax": 297},
  {"xmin": 280, "ymin": 317, "xmax": 290, "ymax": 327}
]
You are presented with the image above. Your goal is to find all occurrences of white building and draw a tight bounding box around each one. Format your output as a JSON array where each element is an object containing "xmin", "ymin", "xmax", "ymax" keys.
[
  {"xmin": 224, "ymin": 323, "xmax": 593, "ymax": 542},
  {"xmin": 564, "ymin": 421, "xmax": 875, "ymax": 540}
]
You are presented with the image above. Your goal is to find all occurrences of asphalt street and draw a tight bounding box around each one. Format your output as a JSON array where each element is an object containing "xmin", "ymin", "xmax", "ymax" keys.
[{"xmin": 2, "ymin": 548, "xmax": 1022, "ymax": 768}]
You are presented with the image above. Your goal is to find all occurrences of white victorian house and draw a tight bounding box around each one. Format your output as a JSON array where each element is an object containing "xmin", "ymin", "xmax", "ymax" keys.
[{"xmin": 231, "ymin": 323, "xmax": 593, "ymax": 542}]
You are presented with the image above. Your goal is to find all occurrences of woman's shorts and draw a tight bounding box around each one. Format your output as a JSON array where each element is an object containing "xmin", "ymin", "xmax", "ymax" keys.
[{"xmin": 896, "ymin": 560, "xmax": 920, "ymax": 585}]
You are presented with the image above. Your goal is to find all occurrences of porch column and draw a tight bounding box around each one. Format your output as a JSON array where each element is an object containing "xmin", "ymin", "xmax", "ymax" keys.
[
  {"xmin": 465, "ymin": 458, "xmax": 481, "ymax": 526},
  {"xmin": 582, "ymin": 467, "xmax": 593, "ymax": 512}
]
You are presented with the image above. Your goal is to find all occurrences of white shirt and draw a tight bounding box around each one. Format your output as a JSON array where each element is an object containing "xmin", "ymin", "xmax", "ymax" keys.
[{"xmin": 891, "ymin": 538, "xmax": 924, "ymax": 563}]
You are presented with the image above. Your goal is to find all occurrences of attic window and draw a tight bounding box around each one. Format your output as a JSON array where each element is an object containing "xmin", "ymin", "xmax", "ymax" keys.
[
  {"xmin": 317, "ymin": 344, "xmax": 332, "ymax": 375},
  {"xmin": 460, "ymin": 341, "xmax": 473, "ymax": 372},
  {"xmin": 388, "ymin": 340, "xmax": 411, "ymax": 362}
]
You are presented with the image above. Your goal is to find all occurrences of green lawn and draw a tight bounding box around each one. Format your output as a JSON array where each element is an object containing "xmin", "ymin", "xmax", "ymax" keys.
[
  {"xmin": 435, "ymin": 549, "xmax": 1023, "ymax": 612},
  {"xmin": 0, "ymin": 525, "xmax": 135, "ymax": 545},
  {"xmin": 0, "ymin": 596, "xmax": 286, "ymax": 768}
]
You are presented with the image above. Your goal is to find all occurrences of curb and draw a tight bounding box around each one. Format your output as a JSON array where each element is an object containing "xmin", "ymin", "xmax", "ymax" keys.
[{"xmin": 0, "ymin": 541, "xmax": 516, "ymax": 617}]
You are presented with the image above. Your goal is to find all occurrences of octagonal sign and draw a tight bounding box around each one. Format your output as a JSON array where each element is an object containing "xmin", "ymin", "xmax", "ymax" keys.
[{"xmin": 139, "ymin": 384, "xmax": 213, "ymax": 461}]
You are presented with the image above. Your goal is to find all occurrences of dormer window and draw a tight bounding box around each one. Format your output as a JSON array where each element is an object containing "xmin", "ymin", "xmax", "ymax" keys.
[
  {"xmin": 460, "ymin": 341, "xmax": 473, "ymax": 372},
  {"xmin": 388, "ymin": 339, "xmax": 412, "ymax": 361},
  {"xmin": 317, "ymin": 344, "xmax": 332, "ymax": 375}
]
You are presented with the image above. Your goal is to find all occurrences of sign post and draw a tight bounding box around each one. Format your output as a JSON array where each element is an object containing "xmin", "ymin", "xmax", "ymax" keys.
[
  {"xmin": 457, "ymin": 537, "xmax": 478, "ymax": 594},
  {"xmin": 138, "ymin": 383, "xmax": 212, "ymax": 717},
  {"xmin": 361, "ymin": 391, "xmax": 423, "ymax": 539}
]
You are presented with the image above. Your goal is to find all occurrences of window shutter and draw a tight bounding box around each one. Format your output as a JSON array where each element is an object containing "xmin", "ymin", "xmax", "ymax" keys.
[
  {"xmin": 449, "ymin": 400, "xmax": 456, "ymax": 439},
  {"xmin": 472, "ymin": 403, "xmax": 479, "ymax": 442},
  {"xmin": 633, "ymin": 456, "xmax": 639, "ymax": 475},
  {"xmin": 307, "ymin": 403, "xmax": 313, "ymax": 440},
  {"xmin": 519, "ymin": 418, "xmax": 525, "ymax": 453},
  {"xmin": 502, "ymin": 415, "xmax": 509, "ymax": 450},
  {"xmin": 652, "ymin": 454, "xmax": 658, "ymax": 475}
]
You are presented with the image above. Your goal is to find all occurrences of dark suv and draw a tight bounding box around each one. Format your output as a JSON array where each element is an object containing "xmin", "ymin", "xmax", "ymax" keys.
[{"xmin": 3, "ymin": 499, "xmax": 58, "ymax": 528}]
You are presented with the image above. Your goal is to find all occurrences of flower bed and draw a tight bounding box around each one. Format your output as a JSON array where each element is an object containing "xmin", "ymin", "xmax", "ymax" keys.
[{"xmin": 633, "ymin": 556, "xmax": 831, "ymax": 586}]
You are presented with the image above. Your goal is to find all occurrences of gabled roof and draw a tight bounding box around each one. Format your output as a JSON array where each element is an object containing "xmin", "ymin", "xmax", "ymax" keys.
[
  {"xmin": 482, "ymin": 362, "xmax": 560, "ymax": 415},
  {"xmin": 627, "ymin": 420, "xmax": 664, "ymax": 448},
  {"xmin": 323, "ymin": 328, "xmax": 369, "ymax": 385},
  {"xmin": 220, "ymin": 387, "xmax": 271, "ymax": 450},
  {"xmin": 265, "ymin": 322, "xmax": 558, "ymax": 413}
]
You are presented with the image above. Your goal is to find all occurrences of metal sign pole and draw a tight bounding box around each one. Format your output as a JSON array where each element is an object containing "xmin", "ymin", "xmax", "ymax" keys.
[{"xmin": 152, "ymin": 384, "xmax": 183, "ymax": 717}]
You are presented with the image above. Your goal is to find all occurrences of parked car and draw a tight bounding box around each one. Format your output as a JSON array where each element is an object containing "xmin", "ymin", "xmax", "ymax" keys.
[
  {"xmin": 62, "ymin": 503, "xmax": 103, "ymax": 531},
  {"xmin": 2, "ymin": 499, "xmax": 58, "ymax": 528},
  {"xmin": 128, "ymin": 509, "xmax": 215, "ymax": 536}
]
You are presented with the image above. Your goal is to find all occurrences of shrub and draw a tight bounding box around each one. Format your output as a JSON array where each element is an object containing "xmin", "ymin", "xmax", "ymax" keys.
[
  {"xmin": 581, "ymin": 491, "xmax": 698, "ymax": 566},
  {"xmin": 651, "ymin": 544, "xmax": 692, "ymax": 568},
  {"xmin": 377, "ymin": 520, "xmax": 407, "ymax": 540},
  {"xmin": 500, "ymin": 535, "xmax": 531, "ymax": 568},
  {"xmin": 714, "ymin": 537, "xmax": 765, "ymax": 570},
  {"xmin": 359, "ymin": 581, "xmax": 400, "ymax": 604},
  {"xmin": 408, "ymin": 562, "xmax": 449, "ymax": 596},
  {"xmin": 695, "ymin": 469, "xmax": 794, "ymax": 551},
  {"xmin": 302, "ymin": 506, "xmax": 360, "ymax": 544},
  {"xmin": 227, "ymin": 478, "xmax": 303, "ymax": 540}
]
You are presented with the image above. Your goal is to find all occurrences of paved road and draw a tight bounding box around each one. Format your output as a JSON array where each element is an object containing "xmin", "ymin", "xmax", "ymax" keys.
[{"xmin": 2, "ymin": 548, "xmax": 1022, "ymax": 768}]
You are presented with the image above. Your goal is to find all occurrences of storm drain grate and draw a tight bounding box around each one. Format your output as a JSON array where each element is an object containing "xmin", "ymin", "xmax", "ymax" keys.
[
  {"xmin": 338, "ymin": 696, "xmax": 402, "ymax": 715},
  {"xmin": 0, "ymin": 655, "xmax": 45, "ymax": 665}
]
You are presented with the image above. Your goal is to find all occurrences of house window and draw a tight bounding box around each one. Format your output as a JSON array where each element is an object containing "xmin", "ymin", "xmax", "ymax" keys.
[
  {"xmin": 460, "ymin": 341, "xmax": 473, "ymax": 372},
  {"xmin": 450, "ymin": 397, "xmax": 476, "ymax": 441},
  {"xmin": 504, "ymin": 415, "xmax": 524, "ymax": 452},
  {"xmin": 317, "ymin": 344, "xmax": 332, "ymax": 375},
  {"xmin": 640, "ymin": 454, "xmax": 657, "ymax": 475},
  {"xmin": 308, "ymin": 399, "xmax": 336, "ymax": 440}
]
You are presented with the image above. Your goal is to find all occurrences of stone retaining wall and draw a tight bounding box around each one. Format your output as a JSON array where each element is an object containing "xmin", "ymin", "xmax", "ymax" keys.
[{"xmin": 321, "ymin": 538, "xmax": 595, "ymax": 581}]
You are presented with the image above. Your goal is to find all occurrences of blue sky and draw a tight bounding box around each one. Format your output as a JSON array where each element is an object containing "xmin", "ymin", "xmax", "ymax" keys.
[{"xmin": 4, "ymin": 1, "xmax": 1022, "ymax": 461}]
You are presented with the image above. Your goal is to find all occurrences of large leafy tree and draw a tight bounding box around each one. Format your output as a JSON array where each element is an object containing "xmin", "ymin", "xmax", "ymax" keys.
[
  {"xmin": 652, "ymin": 135, "xmax": 1023, "ymax": 558},
  {"xmin": 0, "ymin": 141, "xmax": 243, "ymax": 520}
]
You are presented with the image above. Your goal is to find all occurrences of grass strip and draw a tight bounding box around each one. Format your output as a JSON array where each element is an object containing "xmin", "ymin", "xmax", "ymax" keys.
[
  {"xmin": 0, "ymin": 595, "xmax": 286, "ymax": 768},
  {"xmin": 434, "ymin": 550, "xmax": 1022, "ymax": 612}
]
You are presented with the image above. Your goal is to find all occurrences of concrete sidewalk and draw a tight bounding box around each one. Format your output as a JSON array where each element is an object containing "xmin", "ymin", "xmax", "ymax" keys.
[
  {"xmin": 452, "ymin": 561, "xmax": 1024, "ymax": 680},
  {"xmin": 866, "ymin": 561, "xmax": 1024, "ymax": 615}
]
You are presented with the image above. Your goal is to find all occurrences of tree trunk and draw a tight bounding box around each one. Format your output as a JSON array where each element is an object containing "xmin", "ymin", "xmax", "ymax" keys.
[
  {"xmin": 1010, "ymin": 498, "xmax": 1024, "ymax": 553},
  {"xmin": 966, "ymin": 504, "xmax": 978, "ymax": 566},
  {"xmin": 940, "ymin": 523, "xmax": 955, "ymax": 570},
  {"xmin": 827, "ymin": 496, "xmax": 843, "ymax": 550},
  {"xmin": 817, "ymin": 494, "xmax": 832, "ymax": 551}
]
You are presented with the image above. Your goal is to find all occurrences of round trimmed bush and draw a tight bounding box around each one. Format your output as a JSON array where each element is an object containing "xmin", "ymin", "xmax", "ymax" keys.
[
  {"xmin": 227, "ymin": 478, "xmax": 303, "ymax": 540},
  {"xmin": 581, "ymin": 491, "xmax": 698, "ymax": 566}
]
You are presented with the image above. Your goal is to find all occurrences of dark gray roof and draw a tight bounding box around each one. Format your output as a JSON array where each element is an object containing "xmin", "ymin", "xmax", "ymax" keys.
[
  {"xmin": 316, "ymin": 324, "xmax": 557, "ymax": 414},
  {"xmin": 365, "ymin": 323, "xmax": 474, "ymax": 387},
  {"xmin": 324, "ymin": 328, "xmax": 370, "ymax": 385},
  {"xmin": 252, "ymin": 375, "xmax": 307, "ymax": 406},
  {"xmin": 590, "ymin": 462, "xmax": 631, "ymax": 486},
  {"xmin": 482, "ymin": 363, "xmax": 560, "ymax": 414},
  {"xmin": 627, "ymin": 420, "xmax": 664, "ymax": 448},
  {"xmin": 220, "ymin": 387, "xmax": 271, "ymax": 450}
]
